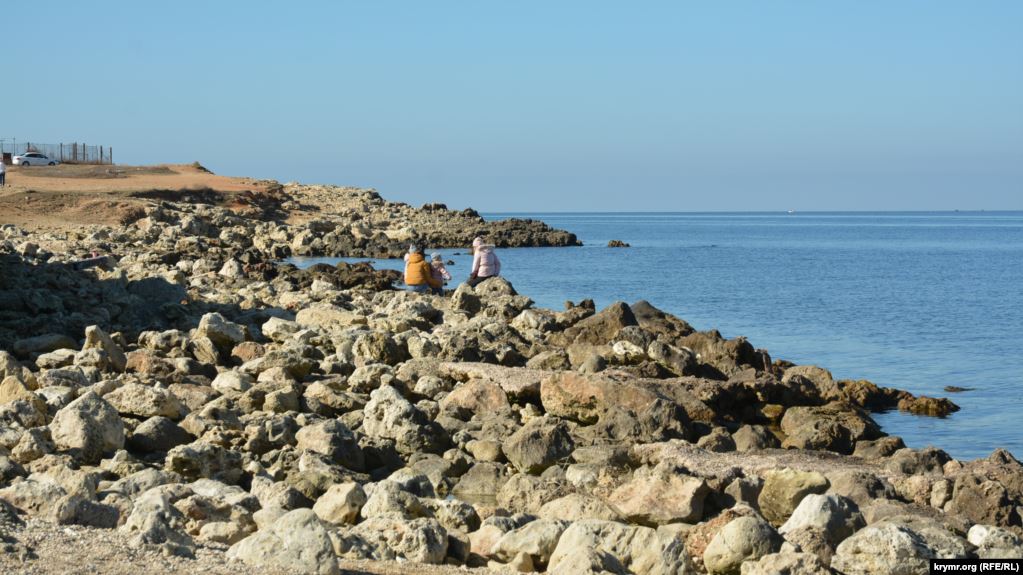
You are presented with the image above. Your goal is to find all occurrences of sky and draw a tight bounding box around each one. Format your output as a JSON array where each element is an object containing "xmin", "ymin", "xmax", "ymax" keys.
[{"xmin": 4, "ymin": 1, "xmax": 1022, "ymax": 211}]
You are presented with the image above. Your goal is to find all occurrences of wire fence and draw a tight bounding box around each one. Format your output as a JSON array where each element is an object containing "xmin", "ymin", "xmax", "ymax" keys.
[{"xmin": 0, "ymin": 140, "xmax": 113, "ymax": 164}]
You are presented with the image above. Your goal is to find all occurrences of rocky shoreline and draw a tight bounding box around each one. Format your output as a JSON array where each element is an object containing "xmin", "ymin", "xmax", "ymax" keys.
[{"xmin": 1, "ymin": 183, "xmax": 1021, "ymax": 574}]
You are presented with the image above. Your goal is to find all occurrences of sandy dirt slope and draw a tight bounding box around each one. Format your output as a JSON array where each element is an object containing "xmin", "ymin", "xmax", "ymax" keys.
[{"xmin": 0, "ymin": 163, "xmax": 273, "ymax": 231}]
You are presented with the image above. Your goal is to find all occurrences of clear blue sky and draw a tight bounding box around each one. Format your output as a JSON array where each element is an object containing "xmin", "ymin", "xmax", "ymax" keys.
[{"xmin": 6, "ymin": 1, "xmax": 1022, "ymax": 211}]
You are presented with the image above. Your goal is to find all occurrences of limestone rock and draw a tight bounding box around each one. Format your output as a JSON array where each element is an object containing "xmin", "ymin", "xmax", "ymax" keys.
[
  {"xmin": 758, "ymin": 468, "xmax": 829, "ymax": 525},
  {"xmin": 211, "ymin": 371, "xmax": 253, "ymax": 398},
  {"xmin": 50, "ymin": 392, "xmax": 125, "ymax": 464},
  {"xmin": 946, "ymin": 473, "xmax": 1016, "ymax": 527},
  {"xmin": 83, "ymin": 325, "xmax": 127, "ymax": 372},
  {"xmin": 554, "ymin": 301, "xmax": 637, "ymax": 346},
  {"xmin": 609, "ymin": 468, "xmax": 710, "ymax": 525},
  {"xmin": 313, "ymin": 482, "xmax": 366, "ymax": 525},
  {"xmin": 780, "ymin": 402, "xmax": 881, "ymax": 454},
  {"xmin": 492, "ymin": 518, "xmax": 570, "ymax": 566},
  {"xmin": 439, "ymin": 362, "xmax": 547, "ymax": 400},
  {"xmin": 733, "ymin": 425, "xmax": 780, "ymax": 452},
  {"xmin": 363, "ymin": 385, "xmax": 445, "ymax": 455},
  {"xmin": 502, "ymin": 416, "xmax": 574, "ymax": 475},
  {"xmin": 697, "ymin": 427, "xmax": 736, "ymax": 452},
  {"xmin": 228, "ymin": 508, "xmax": 339, "ymax": 575},
  {"xmin": 335, "ymin": 516, "xmax": 448, "ymax": 564},
  {"xmin": 831, "ymin": 524, "xmax": 935, "ymax": 575},
  {"xmin": 119, "ymin": 485, "xmax": 196, "ymax": 557},
  {"xmin": 104, "ymin": 383, "xmax": 183, "ymax": 419},
  {"xmin": 164, "ymin": 441, "xmax": 243, "ymax": 484},
  {"xmin": 196, "ymin": 312, "xmax": 246, "ymax": 350},
  {"xmin": 127, "ymin": 416, "xmax": 193, "ymax": 453},
  {"xmin": 538, "ymin": 493, "xmax": 623, "ymax": 522},
  {"xmin": 703, "ymin": 515, "xmax": 783, "ymax": 575},
  {"xmin": 778, "ymin": 494, "xmax": 864, "ymax": 545},
  {"xmin": 548, "ymin": 519, "xmax": 690, "ymax": 575},
  {"xmin": 439, "ymin": 377, "xmax": 510, "ymax": 419},
  {"xmin": 295, "ymin": 419, "xmax": 365, "ymax": 471}
]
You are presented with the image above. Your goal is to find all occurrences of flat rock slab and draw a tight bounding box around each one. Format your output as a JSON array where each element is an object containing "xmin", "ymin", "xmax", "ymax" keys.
[{"xmin": 438, "ymin": 362, "xmax": 550, "ymax": 399}]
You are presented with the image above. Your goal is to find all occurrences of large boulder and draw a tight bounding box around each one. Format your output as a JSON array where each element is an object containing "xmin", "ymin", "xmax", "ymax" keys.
[
  {"xmin": 548, "ymin": 519, "xmax": 689, "ymax": 575},
  {"xmin": 104, "ymin": 383, "xmax": 183, "ymax": 419},
  {"xmin": 439, "ymin": 378, "xmax": 510, "ymax": 419},
  {"xmin": 119, "ymin": 485, "xmax": 196, "ymax": 557},
  {"xmin": 780, "ymin": 366, "xmax": 843, "ymax": 404},
  {"xmin": 50, "ymin": 392, "xmax": 125, "ymax": 464},
  {"xmin": 630, "ymin": 300, "xmax": 694, "ymax": 340},
  {"xmin": 295, "ymin": 419, "xmax": 365, "ymax": 471},
  {"xmin": 678, "ymin": 330, "xmax": 757, "ymax": 377},
  {"xmin": 211, "ymin": 371, "xmax": 253, "ymax": 398},
  {"xmin": 336, "ymin": 517, "xmax": 448, "ymax": 564},
  {"xmin": 540, "ymin": 371, "xmax": 690, "ymax": 440},
  {"xmin": 439, "ymin": 362, "xmax": 547, "ymax": 400},
  {"xmin": 609, "ymin": 467, "xmax": 710, "ymax": 525},
  {"xmin": 312, "ymin": 482, "xmax": 366, "ymax": 526},
  {"xmin": 703, "ymin": 515, "xmax": 783, "ymax": 575},
  {"xmin": 946, "ymin": 473, "xmax": 1017, "ymax": 527},
  {"xmin": 780, "ymin": 402, "xmax": 881, "ymax": 454},
  {"xmin": 758, "ymin": 468, "xmax": 829, "ymax": 525},
  {"xmin": 362, "ymin": 385, "xmax": 445, "ymax": 455},
  {"xmin": 732, "ymin": 425, "xmax": 780, "ymax": 452},
  {"xmin": 884, "ymin": 447, "xmax": 951, "ymax": 475},
  {"xmin": 228, "ymin": 508, "xmax": 338, "ymax": 575},
  {"xmin": 492, "ymin": 518, "xmax": 570, "ymax": 566},
  {"xmin": 127, "ymin": 416, "xmax": 193, "ymax": 453},
  {"xmin": 553, "ymin": 301, "xmax": 637, "ymax": 346},
  {"xmin": 196, "ymin": 313, "xmax": 246, "ymax": 350},
  {"xmin": 164, "ymin": 441, "xmax": 243, "ymax": 484},
  {"xmin": 81, "ymin": 325, "xmax": 127, "ymax": 373},
  {"xmin": 502, "ymin": 417, "xmax": 574, "ymax": 475},
  {"xmin": 778, "ymin": 494, "xmax": 864, "ymax": 545},
  {"xmin": 353, "ymin": 331, "xmax": 408, "ymax": 365},
  {"xmin": 538, "ymin": 493, "xmax": 623, "ymax": 522},
  {"xmin": 0, "ymin": 375, "xmax": 45, "ymax": 412},
  {"xmin": 831, "ymin": 524, "xmax": 935, "ymax": 575}
]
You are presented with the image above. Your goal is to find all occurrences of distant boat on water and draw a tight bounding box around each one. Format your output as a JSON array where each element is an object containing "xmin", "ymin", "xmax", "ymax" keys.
[{"xmin": 787, "ymin": 209, "xmax": 795, "ymax": 214}]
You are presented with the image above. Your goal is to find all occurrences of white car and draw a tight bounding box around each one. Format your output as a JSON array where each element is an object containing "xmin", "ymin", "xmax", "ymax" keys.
[{"xmin": 13, "ymin": 152, "xmax": 59, "ymax": 166}]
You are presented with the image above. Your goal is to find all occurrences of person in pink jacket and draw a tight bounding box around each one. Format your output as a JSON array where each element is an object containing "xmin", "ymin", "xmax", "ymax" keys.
[{"xmin": 468, "ymin": 236, "xmax": 501, "ymax": 287}]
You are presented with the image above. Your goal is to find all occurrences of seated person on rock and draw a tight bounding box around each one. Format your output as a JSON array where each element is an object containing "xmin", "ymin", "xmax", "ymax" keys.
[
  {"xmin": 429, "ymin": 252, "xmax": 452, "ymax": 295},
  {"xmin": 404, "ymin": 245, "xmax": 442, "ymax": 294},
  {"xmin": 468, "ymin": 236, "xmax": 501, "ymax": 287}
]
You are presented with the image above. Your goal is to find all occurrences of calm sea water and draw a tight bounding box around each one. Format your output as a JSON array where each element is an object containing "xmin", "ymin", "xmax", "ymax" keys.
[{"xmin": 290, "ymin": 212, "xmax": 1023, "ymax": 461}]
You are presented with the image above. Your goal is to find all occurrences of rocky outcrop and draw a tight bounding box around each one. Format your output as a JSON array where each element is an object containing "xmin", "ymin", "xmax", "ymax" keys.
[{"xmin": 0, "ymin": 187, "xmax": 1003, "ymax": 575}]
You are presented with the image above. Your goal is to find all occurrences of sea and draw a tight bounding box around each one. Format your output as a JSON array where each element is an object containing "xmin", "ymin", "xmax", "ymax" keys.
[{"xmin": 289, "ymin": 211, "xmax": 1023, "ymax": 461}]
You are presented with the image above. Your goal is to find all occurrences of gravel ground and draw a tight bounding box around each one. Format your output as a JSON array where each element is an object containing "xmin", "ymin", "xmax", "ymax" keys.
[{"xmin": 0, "ymin": 518, "xmax": 496, "ymax": 575}]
